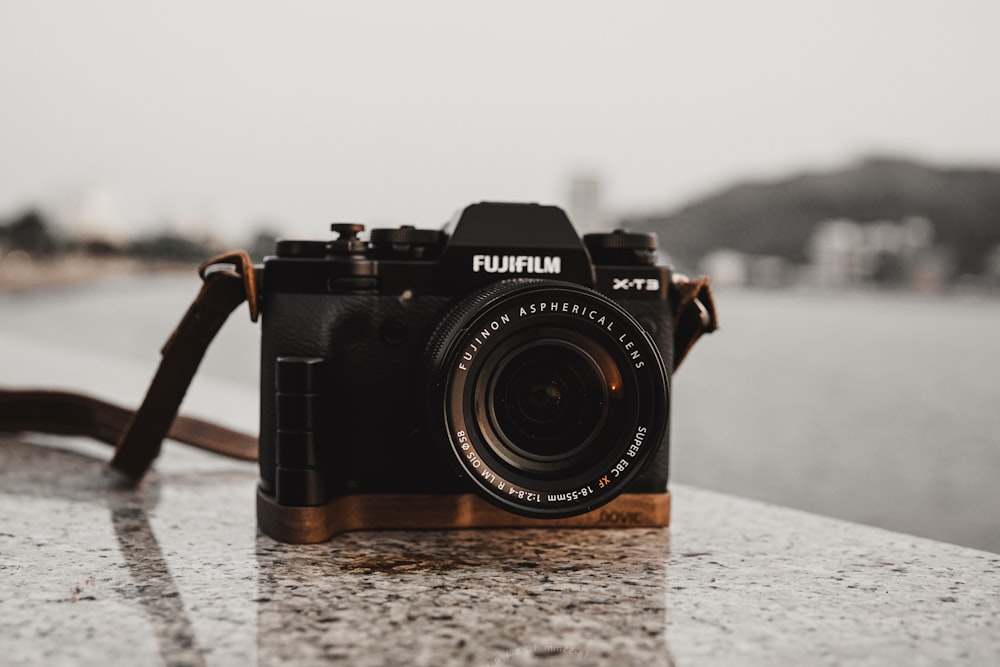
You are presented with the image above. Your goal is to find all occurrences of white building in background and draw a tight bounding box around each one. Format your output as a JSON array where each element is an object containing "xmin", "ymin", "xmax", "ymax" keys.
[
  {"xmin": 700, "ymin": 249, "xmax": 793, "ymax": 288},
  {"xmin": 567, "ymin": 174, "xmax": 605, "ymax": 234},
  {"xmin": 807, "ymin": 216, "xmax": 945, "ymax": 291},
  {"xmin": 809, "ymin": 219, "xmax": 867, "ymax": 287},
  {"xmin": 699, "ymin": 249, "xmax": 749, "ymax": 287}
]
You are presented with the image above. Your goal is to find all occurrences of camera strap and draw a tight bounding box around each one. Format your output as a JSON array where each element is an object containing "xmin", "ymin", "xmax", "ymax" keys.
[{"xmin": 0, "ymin": 251, "xmax": 717, "ymax": 484}]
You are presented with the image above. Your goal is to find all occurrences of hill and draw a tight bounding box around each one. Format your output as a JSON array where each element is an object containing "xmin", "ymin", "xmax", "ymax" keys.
[{"xmin": 624, "ymin": 157, "xmax": 1000, "ymax": 275}]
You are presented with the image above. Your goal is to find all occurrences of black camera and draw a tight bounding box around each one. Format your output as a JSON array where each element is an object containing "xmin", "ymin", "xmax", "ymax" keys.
[{"xmin": 257, "ymin": 202, "xmax": 689, "ymax": 542}]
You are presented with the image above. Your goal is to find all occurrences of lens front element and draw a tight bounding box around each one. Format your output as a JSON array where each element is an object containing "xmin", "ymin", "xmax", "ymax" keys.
[
  {"xmin": 481, "ymin": 333, "xmax": 624, "ymax": 477},
  {"xmin": 489, "ymin": 338, "xmax": 609, "ymax": 460}
]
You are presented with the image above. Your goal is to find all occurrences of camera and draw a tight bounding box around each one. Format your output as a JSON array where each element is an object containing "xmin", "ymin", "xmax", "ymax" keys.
[{"xmin": 257, "ymin": 202, "xmax": 690, "ymax": 543}]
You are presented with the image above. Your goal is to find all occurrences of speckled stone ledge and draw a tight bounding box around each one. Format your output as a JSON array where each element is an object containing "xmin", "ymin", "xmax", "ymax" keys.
[{"xmin": 1, "ymin": 435, "xmax": 997, "ymax": 667}]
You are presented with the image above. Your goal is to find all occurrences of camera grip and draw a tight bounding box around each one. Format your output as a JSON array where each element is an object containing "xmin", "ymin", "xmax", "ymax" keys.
[{"xmin": 274, "ymin": 357, "xmax": 328, "ymax": 506}]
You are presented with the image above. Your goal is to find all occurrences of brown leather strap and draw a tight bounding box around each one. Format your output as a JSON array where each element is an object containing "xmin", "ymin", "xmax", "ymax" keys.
[
  {"xmin": 0, "ymin": 252, "xmax": 717, "ymax": 484},
  {"xmin": 671, "ymin": 274, "xmax": 718, "ymax": 371},
  {"xmin": 0, "ymin": 252, "xmax": 259, "ymax": 484},
  {"xmin": 0, "ymin": 389, "xmax": 257, "ymax": 460},
  {"xmin": 108, "ymin": 252, "xmax": 258, "ymax": 481}
]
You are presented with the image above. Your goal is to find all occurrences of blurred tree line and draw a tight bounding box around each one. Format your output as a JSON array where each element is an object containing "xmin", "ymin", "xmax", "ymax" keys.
[
  {"xmin": 0, "ymin": 208, "xmax": 278, "ymax": 263},
  {"xmin": 0, "ymin": 210, "xmax": 58, "ymax": 258}
]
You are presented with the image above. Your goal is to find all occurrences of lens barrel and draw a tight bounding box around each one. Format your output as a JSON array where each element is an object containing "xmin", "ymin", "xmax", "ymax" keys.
[{"xmin": 424, "ymin": 280, "xmax": 669, "ymax": 518}]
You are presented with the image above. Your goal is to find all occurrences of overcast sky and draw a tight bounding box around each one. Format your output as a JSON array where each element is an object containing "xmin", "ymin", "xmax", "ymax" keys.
[{"xmin": 2, "ymin": 0, "xmax": 999, "ymax": 241}]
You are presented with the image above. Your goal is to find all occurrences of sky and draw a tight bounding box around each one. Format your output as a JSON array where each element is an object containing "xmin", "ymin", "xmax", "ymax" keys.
[{"xmin": 2, "ymin": 0, "xmax": 999, "ymax": 242}]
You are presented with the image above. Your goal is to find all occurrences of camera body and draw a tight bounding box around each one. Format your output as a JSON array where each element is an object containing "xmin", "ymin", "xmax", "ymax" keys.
[{"xmin": 257, "ymin": 203, "xmax": 677, "ymax": 542}]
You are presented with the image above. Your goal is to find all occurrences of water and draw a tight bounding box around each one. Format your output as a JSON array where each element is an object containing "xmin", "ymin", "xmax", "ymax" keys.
[
  {"xmin": 672, "ymin": 288, "xmax": 1000, "ymax": 553},
  {"xmin": 2, "ymin": 276, "xmax": 998, "ymax": 552}
]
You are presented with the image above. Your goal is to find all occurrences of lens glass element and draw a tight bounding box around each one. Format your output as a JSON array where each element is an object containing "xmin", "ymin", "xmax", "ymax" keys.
[{"xmin": 480, "ymin": 335, "xmax": 623, "ymax": 474}]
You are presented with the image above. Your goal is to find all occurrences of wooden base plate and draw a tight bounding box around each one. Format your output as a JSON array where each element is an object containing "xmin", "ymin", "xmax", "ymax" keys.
[{"xmin": 257, "ymin": 490, "xmax": 671, "ymax": 543}]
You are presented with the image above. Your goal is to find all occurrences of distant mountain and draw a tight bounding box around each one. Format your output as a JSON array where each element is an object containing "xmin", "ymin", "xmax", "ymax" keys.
[{"xmin": 625, "ymin": 157, "xmax": 1000, "ymax": 275}]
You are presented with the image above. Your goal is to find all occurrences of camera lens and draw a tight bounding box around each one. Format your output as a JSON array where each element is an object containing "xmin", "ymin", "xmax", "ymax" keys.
[
  {"xmin": 479, "ymin": 334, "xmax": 623, "ymax": 475},
  {"xmin": 492, "ymin": 340, "xmax": 604, "ymax": 457},
  {"xmin": 424, "ymin": 280, "xmax": 668, "ymax": 519}
]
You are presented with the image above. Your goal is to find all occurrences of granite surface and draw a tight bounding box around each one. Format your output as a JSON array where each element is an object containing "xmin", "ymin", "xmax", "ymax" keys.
[
  {"xmin": 1, "ymin": 434, "xmax": 998, "ymax": 667},
  {"xmin": 1, "ymin": 329, "xmax": 999, "ymax": 665}
]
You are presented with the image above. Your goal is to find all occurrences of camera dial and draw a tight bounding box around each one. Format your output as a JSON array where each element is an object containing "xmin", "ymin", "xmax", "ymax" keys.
[
  {"xmin": 370, "ymin": 226, "xmax": 446, "ymax": 259},
  {"xmin": 329, "ymin": 223, "xmax": 367, "ymax": 256},
  {"xmin": 584, "ymin": 230, "xmax": 658, "ymax": 265}
]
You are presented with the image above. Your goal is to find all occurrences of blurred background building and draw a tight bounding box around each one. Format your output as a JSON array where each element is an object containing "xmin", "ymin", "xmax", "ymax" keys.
[{"xmin": 567, "ymin": 174, "xmax": 606, "ymax": 235}]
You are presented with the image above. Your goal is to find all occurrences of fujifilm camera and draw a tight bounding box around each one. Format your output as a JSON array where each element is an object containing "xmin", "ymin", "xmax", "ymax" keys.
[{"xmin": 257, "ymin": 202, "xmax": 691, "ymax": 542}]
